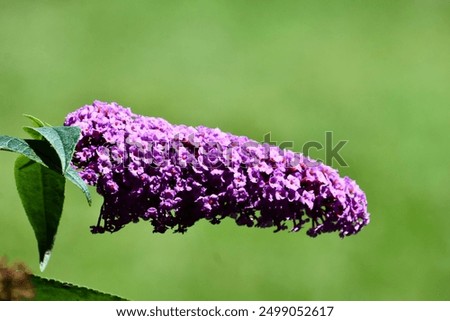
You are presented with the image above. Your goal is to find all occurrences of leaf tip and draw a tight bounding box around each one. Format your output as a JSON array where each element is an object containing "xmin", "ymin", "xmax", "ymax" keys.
[
  {"xmin": 39, "ymin": 251, "xmax": 52, "ymax": 272},
  {"xmin": 23, "ymin": 114, "xmax": 47, "ymax": 128}
]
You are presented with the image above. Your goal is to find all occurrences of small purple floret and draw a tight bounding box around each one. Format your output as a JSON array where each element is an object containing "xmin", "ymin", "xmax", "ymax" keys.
[{"xmin": 65, "ymin": 101, "xmax": 370, "ymax": 237}]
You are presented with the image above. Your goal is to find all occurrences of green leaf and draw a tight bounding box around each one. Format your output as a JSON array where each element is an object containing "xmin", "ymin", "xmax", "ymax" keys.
[
  {"xmin": 24, "ymin": 126, "xmax": 91, "ymax": 204},
  {"xmin": 24, "ymin": 139, "xmax": 62, "ymax": 173},
  {"xmin": 23, "ymin": 114, "xmax": 47, "ymax": 127},
  {"xmin": 0, "ymin": 135, "xmax": 46, "ymax": 164},
  {"xmin": 15, "ymin": 155, "xmax": 65, "ymax": 271},
  {"xmin": 25, "ymin": 139, "xmax": 91, "ymax": 205},
  {"xmin": 66, "ymin": 167, "xmax": 92, "ymax": 205},
  {"xmin": 31, "ymin": 276, "xmax": 126, "ymax": 301},
  {"xmin": 24, "ymin": 126, "xmax": 81, "ymax": 173},
  {"xmin": 23, "ymin": 126, "xmax": 43, "ymax": 140},
  {"xmin": 2, "ymin": 124, "xmax": 91, "ymax": 270},
  {"xmin": 0, "ymin": 135, "xmax": 92, "ymax": 205}
]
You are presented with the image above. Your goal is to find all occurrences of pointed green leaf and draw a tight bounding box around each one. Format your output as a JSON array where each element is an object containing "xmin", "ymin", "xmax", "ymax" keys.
[
  {"xmin": 0, "ymin": 135, "xmax": 45, "ymax": 164},
  {"xmin": 1, "ymin": 136, "xmax": 62, "ymax": 173},
  {"xmin": 31, "ymin": 276, "xmax": 126, "ymax": 301},
  {"xmin": 24, "ymin": 126, "xmax": 81, "ymax": 173},
  {"xmin": 24, "ymin": 139, "xmax": 91, "ymax": 204},
  {"xmin": 23, "ymin": 126, "xmax": 43, "ymax": 140},
  {"xmin": 23, "ymin": 114, "xmax": 47, "ymax": 127},
  {"xmin": 25, "ymin": 139, "xmax": 91, "ymax": 205},
  {"xmin": 15, "ymin": 156, "xmax": 65, "ymax": 270},
  {"xmin": 1, "ymin": 135, "xmax": 91, "ymax": 205},
  {"xmin": 24, "ymin": 139, "xmax": 62, "ymax": 173}
]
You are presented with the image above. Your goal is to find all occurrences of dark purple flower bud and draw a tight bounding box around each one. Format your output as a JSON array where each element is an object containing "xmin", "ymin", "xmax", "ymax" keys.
[{"xmin": 65, "ymin": 101, "xmax": 370, "ymax": 238}]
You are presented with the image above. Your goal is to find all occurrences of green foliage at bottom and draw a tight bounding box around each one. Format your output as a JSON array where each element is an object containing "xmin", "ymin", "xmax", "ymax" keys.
[{"xmin": 31, "ymin": 276, "xmax": 126, "ymax": 301}]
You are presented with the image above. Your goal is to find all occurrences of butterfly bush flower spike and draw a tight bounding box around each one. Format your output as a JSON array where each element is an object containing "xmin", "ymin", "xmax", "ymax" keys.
[{"xmin": 64, "ymin": 101, "xmax": 370, "ymax": 238}]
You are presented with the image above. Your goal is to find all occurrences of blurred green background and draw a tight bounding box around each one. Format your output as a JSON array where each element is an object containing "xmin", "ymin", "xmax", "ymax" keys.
[{"xmin": 1, "ymin": 0, "xmax": 449, "ymax": 300}]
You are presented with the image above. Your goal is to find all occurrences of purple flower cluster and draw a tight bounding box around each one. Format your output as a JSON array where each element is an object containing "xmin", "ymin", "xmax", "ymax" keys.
[{"xmin": 64, "ymin": 101, "xmax": 369, "ymax": 237}]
